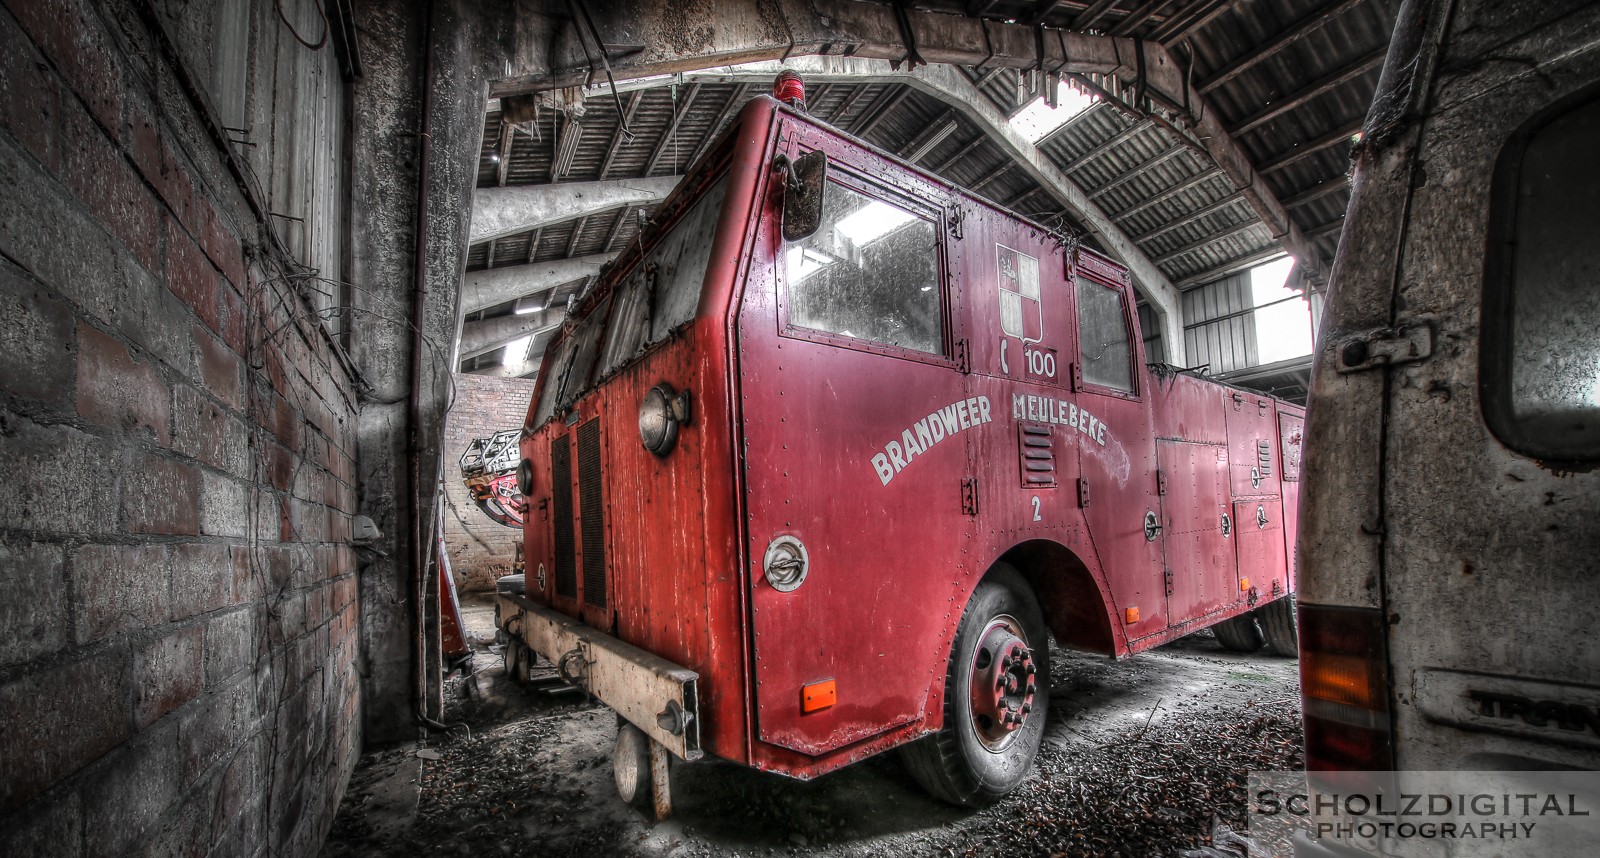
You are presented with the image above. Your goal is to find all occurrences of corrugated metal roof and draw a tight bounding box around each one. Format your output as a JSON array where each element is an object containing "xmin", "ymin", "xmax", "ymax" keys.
[{"xmin": 461, "ymin": 0, "xmax": 1399, "ymax": 373}]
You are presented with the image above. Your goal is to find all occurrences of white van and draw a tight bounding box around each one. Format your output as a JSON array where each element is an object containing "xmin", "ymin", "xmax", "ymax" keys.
[{"xmin": 1297, "ymin": 0, "xmax": 1600, "ymax": 779}]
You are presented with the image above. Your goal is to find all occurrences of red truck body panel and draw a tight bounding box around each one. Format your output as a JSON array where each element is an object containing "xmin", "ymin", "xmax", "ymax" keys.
[{"xmin": 517, "ymin": 95, "xmax": 1303, "ymax": 779}]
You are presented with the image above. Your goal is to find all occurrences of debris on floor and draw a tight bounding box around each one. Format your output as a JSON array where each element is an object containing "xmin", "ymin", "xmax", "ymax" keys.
[{"xmin": 321, "ymin": 596, "xmax": 1302, "ymax": 858}]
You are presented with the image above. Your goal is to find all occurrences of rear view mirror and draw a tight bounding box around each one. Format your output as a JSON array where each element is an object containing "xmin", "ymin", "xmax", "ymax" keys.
[{"xmin": 778, "ymin": 150, "xmax": 827, "ymax": 242}]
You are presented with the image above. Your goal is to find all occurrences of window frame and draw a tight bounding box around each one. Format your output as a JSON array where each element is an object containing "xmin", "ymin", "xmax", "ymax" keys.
[
  {"xmin": 774, "ymin": 162, "xmax": 954, "ymax": 369},
  {"xmin": 1480, "ymin": 86, "xmax": 1600, "ymax": 463},
  {"xmin": 1071, "ymin": 263, "xmax": 1142, "ymax": 400}
]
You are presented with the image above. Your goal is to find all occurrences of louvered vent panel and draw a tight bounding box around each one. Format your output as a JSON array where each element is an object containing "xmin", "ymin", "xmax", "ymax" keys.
[
  {"xmin": 1020, "ymin": 423, "xmax": 1056, "ymax": 487},
  {"xmin": 550, "ymin": 436, "xmax": 576, "ymax": 598},
  {"xmin": 577, "ymin": 419, "xmax": 607, "ymax": 610}
]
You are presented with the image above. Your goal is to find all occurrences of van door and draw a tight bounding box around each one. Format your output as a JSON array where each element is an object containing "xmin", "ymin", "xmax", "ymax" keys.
[
  {"xmin": 1303, "ymin": 4, "xmax": 1600, "ymax": 771},
  {"xmin": 738, "ymin": 120, "xmax": 970, "ymax": 756}
]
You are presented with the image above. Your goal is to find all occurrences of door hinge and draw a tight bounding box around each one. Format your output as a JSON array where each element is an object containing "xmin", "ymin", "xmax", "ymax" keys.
[
  {"xmin": 1155, "ymin": 469, "xmax": 1167, "ymax": 496},
  {"xmin": 1069, "ymin": 361, "xmax": 1082, "ymax": 392},
  {"xmin": 956, "ymin": 338, "xmax": 971, "ymax": 374},
  {"xmin": 1163, "ymin": 567, "xmax": 1174, "ymax": 596},
  {"xmin": 1076, "ymin": 477, "xmax": 1091, "ymax": 508},
  {"xmin": 961, "ymin": 477, "xmax": 980, "ymax": 516},
  {"xmin": 947, "ymin": 204, "xmax": 965, "ymax": 239},
  {"xmin": 1335, "ymin": 322, "xmax": 1433, "ymax": 374}
]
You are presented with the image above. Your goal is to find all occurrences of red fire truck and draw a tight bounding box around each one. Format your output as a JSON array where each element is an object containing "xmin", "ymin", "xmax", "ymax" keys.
[{"xmin": 498, "ymin": 76, "xmax": 1304, "ymax": 816}]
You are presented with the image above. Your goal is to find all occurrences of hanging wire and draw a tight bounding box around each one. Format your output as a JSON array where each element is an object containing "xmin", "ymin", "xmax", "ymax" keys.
[{"xmin": 275, "ymin": 0, "xmax": 329, "ymax": 51}]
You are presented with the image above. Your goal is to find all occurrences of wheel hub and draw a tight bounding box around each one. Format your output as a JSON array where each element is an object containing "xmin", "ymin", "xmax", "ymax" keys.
[{"xmin": 967, "ymin": 616, "xmax": 1038, "ymax": 751}]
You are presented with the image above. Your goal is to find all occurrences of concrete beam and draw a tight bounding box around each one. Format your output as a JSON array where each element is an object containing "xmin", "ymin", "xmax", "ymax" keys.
[
  {"xmin": 469, "ymin": 357, "xmax": 544, "ymax": 379},
  {"xmin": 460, "ymin": 312, "xmax": 565, "ymax": 359},
  {"xmin": 462, "ymin": 253, "xmax": 616, "ymax": 314},
  {"xmin": 504, "ymin": 0, "xmax": 1330, "ymax": 285},
  {"xmin": 639, "ymin": 58, "xmax": 1189, "ymax": 363},
  {"xmin": 471, "ymin": 177, "xmax": 679, "ymax": 243}
]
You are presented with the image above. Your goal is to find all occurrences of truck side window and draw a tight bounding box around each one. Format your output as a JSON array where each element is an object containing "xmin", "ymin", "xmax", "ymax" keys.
[
  {"xmin": 601, "ymin": 175, "xmax": 730, "ymax": 376},
  {"xmin": 531, "ymin": 295, "xmax": 613, "ymax": 427},
  {"xmin": 1075, "ymin": 275, "xmax": 1134, "ymax": 392},
  {"xmin": 783, "ymin": 181, "xmax": 942, "ymax": 356},
  {"xmin": 1484, "ymin": 92, "xmax": 1600, "ymax": 460}
]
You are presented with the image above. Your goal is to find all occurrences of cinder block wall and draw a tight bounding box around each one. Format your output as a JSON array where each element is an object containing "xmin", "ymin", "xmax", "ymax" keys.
[
  {"xmin": 0, "ymin": 0, "xmax": 363, "ymax": 854},
  {"xmin": 441, "ymin": 373, "xmax": 535, "ymax": 592}
]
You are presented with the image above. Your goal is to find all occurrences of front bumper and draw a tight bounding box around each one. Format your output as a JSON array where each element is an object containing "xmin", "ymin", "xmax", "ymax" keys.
[{"xmin": 498, "ymin": 594, "xmax": 703, "ymax": 762}]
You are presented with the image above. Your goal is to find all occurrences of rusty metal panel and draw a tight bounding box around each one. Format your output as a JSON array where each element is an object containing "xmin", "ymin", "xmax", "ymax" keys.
[
  {"xmin": 1157, "ymin": 440, "xmax": 1236, "ymax": 621},
  {"xmin": 501, "ymin": 595, "xmax": 702, "ymax": 762},
  {"xmin": 1224, "ymin": 387, "xmax": 1282, "ymax": 499},
  {"xmin": 1151, "ymin": 372, "xmax": 1229, "ymax": 444},
  {"xmin": 1233, "ymin": 498, "xmax": 1286, "ymax": 600}
]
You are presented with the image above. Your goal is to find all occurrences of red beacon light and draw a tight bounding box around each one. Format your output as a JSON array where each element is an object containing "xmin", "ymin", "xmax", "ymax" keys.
[{"xmin": 774, "ymin": 71, "xmax": 806, "ymax": 111}]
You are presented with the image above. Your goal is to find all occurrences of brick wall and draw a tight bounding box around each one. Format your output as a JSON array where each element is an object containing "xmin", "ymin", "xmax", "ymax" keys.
[
  {"xmin": 441, "ymin": 373, "xmax": 535, "ymax": 592},
  {"xmin": 0, "ymin": 1, "xmax": 363, "ymax": 855}
]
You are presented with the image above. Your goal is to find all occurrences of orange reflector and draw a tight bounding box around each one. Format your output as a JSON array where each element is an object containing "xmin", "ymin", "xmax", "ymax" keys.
[
  {"xmin": 1125, "ymin": 606, "xmax": 1140, "ymax": 624},
  {"xmin": 1239, "ymin": 577, "xmax": 1251, "ymax": 591},
  {"xmin": 1303, "ymin": 653, "xmax": 1378, "ymax": 709},
  {"xmin": 801, "ymin": 679, "xmax": 836, "ymax": 713}
]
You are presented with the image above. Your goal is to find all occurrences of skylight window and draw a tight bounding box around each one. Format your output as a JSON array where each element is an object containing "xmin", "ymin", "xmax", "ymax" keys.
[
  {"xmin": 1011, "ymin": 81, "xmax": 1097, "ymax": 143},
  {"xmin": 502, "ymin": 335, "xmax": 533, "ymax": 367},
  {"xmin": 1250, "ymin": 256, "xmax": 1314, "ymax": 364}
]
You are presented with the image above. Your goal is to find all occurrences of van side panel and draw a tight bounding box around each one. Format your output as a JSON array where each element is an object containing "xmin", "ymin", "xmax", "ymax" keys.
[
  {"xmin": 1376, "ymin": 3, "xmax": 1600, "ymax": 770},
  {"xmin": 1301, "ymin": 0, "xmax": 1600, "ymax": 772}
]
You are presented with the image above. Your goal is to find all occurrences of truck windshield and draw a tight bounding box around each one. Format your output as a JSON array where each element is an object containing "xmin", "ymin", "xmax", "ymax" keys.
[{"xmin": 530, "ymin": 174, "xmax": 731, "ymax": 427}]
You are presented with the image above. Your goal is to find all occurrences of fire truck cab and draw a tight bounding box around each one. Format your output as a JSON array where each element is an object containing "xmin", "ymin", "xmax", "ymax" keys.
[{"xmin": 500, "ymin": 78, "xmax": 1304, "ymax": 812}]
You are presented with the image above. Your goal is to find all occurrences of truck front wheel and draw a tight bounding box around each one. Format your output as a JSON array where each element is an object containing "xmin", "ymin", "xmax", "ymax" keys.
[{"xmin": 902, "ymin": 564, "xmax": 1051, "ymax": 806}]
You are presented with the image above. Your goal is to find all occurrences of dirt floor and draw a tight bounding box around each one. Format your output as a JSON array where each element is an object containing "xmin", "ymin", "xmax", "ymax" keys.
[{"xmin": 321, "ymin": 593, "xmax": 1303, "ymax": 858}]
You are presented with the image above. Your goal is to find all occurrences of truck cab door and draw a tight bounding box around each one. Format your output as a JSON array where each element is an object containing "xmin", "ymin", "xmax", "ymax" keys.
[
  {"xmin": 737, "ymin": 120, "xmax": 971, "ymax": 758},
  {"xmin": 1069, "ymin": 257, "xmax": 1167, "ymax": 645}
]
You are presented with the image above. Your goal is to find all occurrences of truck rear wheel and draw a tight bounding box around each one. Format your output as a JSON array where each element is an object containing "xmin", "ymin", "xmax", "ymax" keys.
[
  {"xmin": 1256, "ymin": 595, "xmax": 1299, "ymax": 657},
  {"xmin": 902, "ymin": 564, "xmax": 1050, "ymax": 807},
  {"xmin": 1211, "ymin": 614, "xmax": 1265, "ymax": 653}
]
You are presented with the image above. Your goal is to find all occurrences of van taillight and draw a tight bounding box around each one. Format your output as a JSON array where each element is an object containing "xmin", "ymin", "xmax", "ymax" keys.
[{"xmin": 1299, "ymin": 603, "xmax": 1396, "ymax": 771}]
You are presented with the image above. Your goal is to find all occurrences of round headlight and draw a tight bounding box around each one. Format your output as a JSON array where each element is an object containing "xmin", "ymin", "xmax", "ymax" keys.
[
  {"xmin": 516, "ymin": 459, "xmax": 534, "ymax": 497},
  {"xmin": 639, "ymin": 384, "xmax": 680, "ymax": 455}
]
